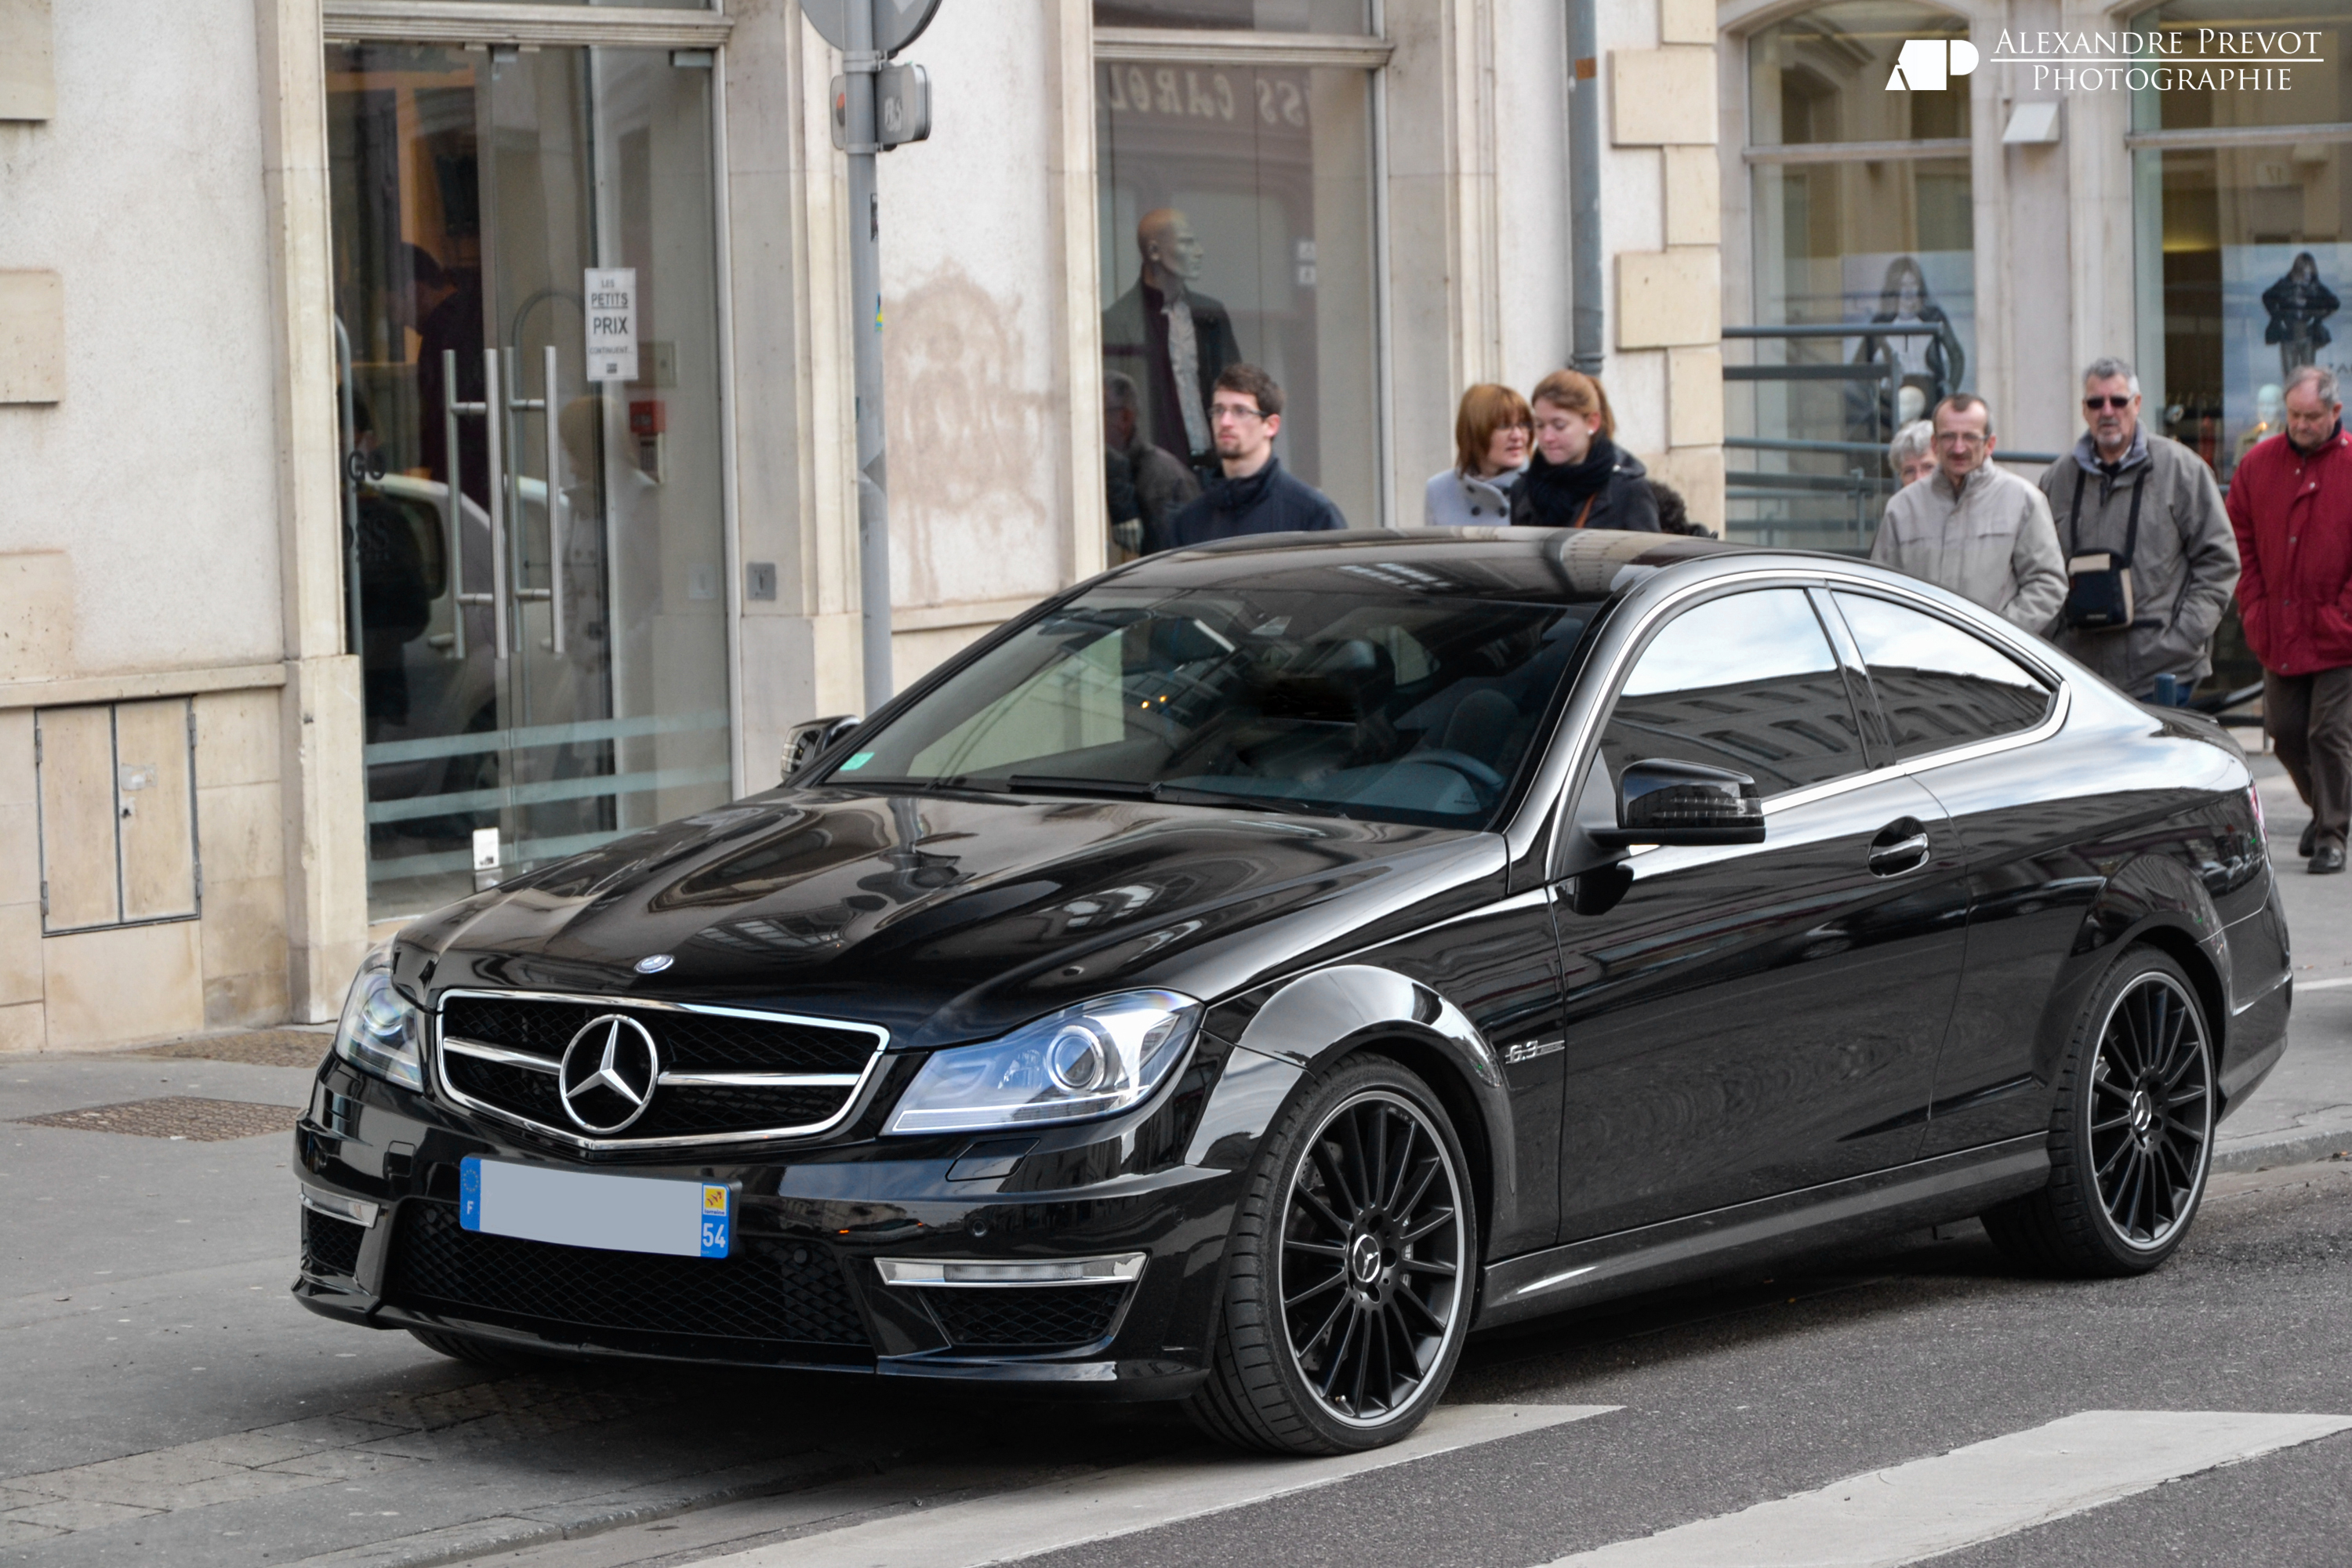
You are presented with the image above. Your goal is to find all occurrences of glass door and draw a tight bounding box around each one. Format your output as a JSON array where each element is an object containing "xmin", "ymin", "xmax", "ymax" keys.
[{"xmin": 328, "ymin": 41, "xmax": 731, "ymax": 918}]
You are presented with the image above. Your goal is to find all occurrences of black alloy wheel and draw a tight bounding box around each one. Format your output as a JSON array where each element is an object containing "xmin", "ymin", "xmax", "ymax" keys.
[
  {"xmin": 1190, "ymin": 1057, "xmax": 1474, "ymax": 1454},
  {"xmin": 1983, "ymin": 947, "xmax": 2215, "ymax": 1276}
]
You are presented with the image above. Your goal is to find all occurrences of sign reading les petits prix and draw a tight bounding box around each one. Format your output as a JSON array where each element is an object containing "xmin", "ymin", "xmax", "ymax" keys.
[{"xmin": 586, "ymin": 267, "xmax": 638, "ymax": 383}]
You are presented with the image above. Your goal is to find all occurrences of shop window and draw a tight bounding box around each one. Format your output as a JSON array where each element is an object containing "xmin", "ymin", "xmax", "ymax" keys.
[
  {"xmin": 1734, "ymin": 2, "xmax": 1976, "ymax": 552},
  {"xmin": 2128, "ymin": 0, "xmax": 2350, "ymax": 483},
  {"xmin": 1094, "ymin": 8, "xmax": 1381, "ymax": 561}
]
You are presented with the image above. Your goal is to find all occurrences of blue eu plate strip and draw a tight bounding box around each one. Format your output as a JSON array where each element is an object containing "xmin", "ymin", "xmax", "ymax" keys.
[
  {"xmin": 699, "ymin": 1184, "xmax": 731, "ymax": 1258},
  {"xmin": 459, "ymin": 1156, "xmax": 483, "ymax": 1231}
]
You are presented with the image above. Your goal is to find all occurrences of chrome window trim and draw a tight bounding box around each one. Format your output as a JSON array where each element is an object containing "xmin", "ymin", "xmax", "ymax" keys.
[
  {"xmin": 430, "ymin": 987, "xmax": 889, "ymax": 1153},
  {"xmin": 1523, "ymin": 560, "xmax": 2074, "ymax": 875}
]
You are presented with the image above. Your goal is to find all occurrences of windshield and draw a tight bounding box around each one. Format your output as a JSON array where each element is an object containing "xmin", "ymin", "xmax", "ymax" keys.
[{"xmin": 821, "ymin": 584, "xmax": 1599, "ymax": 827}]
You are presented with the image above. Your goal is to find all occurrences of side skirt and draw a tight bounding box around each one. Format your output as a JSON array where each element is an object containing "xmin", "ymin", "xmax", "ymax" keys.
[{"xmin": 1475, "ymin": 1134, "xmax": 2050, "ymax": 1330}]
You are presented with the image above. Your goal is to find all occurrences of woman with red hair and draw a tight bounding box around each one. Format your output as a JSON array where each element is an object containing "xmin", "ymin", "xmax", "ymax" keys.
[{"xmin": 1424, "ymin": 383, "xmax": 1532, "ymax": 526}]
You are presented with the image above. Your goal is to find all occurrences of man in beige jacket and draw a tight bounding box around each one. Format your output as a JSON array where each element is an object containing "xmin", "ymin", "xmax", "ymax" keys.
[{"xmin": 1871, "ymin": 394, "xmax": 2067, "ymax": 630}]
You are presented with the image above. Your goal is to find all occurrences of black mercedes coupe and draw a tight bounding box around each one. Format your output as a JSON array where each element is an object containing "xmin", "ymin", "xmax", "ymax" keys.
[{"xmin": 296, "ymin": 529, "xmax": 2291, "ymax": 1455}]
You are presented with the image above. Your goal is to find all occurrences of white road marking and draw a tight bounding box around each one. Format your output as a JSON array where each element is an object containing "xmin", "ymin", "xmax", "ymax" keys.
[
  {"xmin": 2299, "ymin": 976, "xmax": 2352, "ymax": 991},
  {"xmin": 706, "ymin": 1403, "xmax": 1615, "ymax": 1568},
  {"xmin": 1543, "ymin": 1410, "xmax": 2352, "ymax": 1567}
]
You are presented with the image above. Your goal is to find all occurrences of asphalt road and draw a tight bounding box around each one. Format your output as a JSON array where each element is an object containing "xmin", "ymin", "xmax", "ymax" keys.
[{"xmin": 1, "ymin": 741, "xmax": 2346, "ymax": 1566}]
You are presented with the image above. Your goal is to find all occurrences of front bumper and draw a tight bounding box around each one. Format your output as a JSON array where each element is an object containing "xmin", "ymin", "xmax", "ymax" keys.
[{"xmin": 291, "ymin": 1046, "xmax": 1269, "ymax": 1399}]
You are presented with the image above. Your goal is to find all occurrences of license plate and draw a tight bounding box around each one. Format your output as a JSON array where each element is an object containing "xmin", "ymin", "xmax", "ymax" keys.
[{"xmin": 459, "ymin": 1156, "xmax": 732, "ymax": 1259}]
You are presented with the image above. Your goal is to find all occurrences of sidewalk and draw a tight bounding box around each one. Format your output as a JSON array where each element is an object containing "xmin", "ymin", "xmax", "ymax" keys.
[{"xmin": 2212, "ymin": 750, "xmax": 2352, "ymax": 1173}]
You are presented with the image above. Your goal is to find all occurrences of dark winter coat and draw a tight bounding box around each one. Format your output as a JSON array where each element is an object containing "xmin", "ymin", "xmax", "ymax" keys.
[
  {"xmin": 1150, "ymin": 457, "xmax": 1348, "ymax": 552},
  {"xmin": 1508, "ymin": 441, "xmax": 1660, "ymax": 532}
]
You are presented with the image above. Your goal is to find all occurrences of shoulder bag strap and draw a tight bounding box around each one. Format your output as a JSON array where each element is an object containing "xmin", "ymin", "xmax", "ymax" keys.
[
  {"xmin": 2121, "ymin": 468, "xmax": 2147, "ymax": 565},
  {"xmin": 2068, "ymin": 466, "xmax": 2087, "ymax": 557},
  {"xmin": 1573, "ymin": 494, "xmax": 1597, "ymax": 529}
]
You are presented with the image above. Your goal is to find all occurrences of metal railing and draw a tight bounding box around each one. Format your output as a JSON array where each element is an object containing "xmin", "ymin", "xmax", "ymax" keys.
[{"xmin": 1722, "ymin": 325, "xmax": 2064, "ymax": 549}]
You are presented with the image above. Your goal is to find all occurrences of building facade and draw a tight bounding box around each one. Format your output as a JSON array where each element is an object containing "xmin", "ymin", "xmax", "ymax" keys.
[{"xmin": 0, "ymin": 0, "xmax": 1726, "ymax": 1051}]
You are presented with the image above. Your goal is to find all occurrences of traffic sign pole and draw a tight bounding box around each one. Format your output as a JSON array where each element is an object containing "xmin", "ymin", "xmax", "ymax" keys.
[
  {"xmin": 843, "ymin": 4, "xmax": 892, "ymax": 715},
  {"xmin": 800, "ymin": 0, "xmax": 938, "ymax": 716}
]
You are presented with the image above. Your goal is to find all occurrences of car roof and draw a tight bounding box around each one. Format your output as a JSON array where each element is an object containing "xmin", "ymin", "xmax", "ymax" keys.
[{"xmin": 1104, "ymin": 527, "xmax": 1776, "ymax": 605}]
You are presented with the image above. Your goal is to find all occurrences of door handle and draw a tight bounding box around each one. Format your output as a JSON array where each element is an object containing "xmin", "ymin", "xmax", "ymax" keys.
[
  {"xmin": 446, "ymin": 348, "xmax": 507, "ymax": 659},
  {"xmin": 503, "ymin": 345, "xmax": 565, "ymax": 655},
  {"xmin": 1867, "ymin": 818, "xmax": 1933, "ymax": 877}
]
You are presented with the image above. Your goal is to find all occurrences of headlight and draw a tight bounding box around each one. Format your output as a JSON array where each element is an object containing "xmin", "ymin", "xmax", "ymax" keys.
[
  {"xmin": 884, "ymin": 990, "xmax": 1202, "ymax": 1134},
  {"xmin": 331, "ymin": 942, "xmax": 426, "ymax": 1091}
]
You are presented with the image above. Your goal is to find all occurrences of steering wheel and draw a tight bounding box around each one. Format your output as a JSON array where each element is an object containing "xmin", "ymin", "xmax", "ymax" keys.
[{"xmin": 1406, "ymin": 748, "xmax": 1507, "ymax": 804}]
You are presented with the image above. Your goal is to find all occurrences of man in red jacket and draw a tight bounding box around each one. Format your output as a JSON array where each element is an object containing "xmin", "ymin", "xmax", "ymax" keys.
[{"xmin": 2228, "ymin": 365, "xmax": 2352, "ymax": 874}]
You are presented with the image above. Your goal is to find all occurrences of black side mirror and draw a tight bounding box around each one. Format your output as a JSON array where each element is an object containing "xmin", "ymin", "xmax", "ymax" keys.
[
  {"xmin": 782, "ymin": 714, "xmax": 862, "ymax": 782},
  {"xmin": 1591, "ymin": 757, "xmax": 1766, "ymax": 848}
]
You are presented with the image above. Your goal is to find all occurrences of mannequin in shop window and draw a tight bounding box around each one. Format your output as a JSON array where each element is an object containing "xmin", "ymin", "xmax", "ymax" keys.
[
  {"xmin": 1102, "ymin": 209, "xmax": 1241, "ymax": 484},
  {"xmin": 1849, "ymin": 256, "xmax": 1964, "ymax": 445},
  {"xmin": 2263, "ymin": 252, "xmax": 2339, "ymax": 386}
]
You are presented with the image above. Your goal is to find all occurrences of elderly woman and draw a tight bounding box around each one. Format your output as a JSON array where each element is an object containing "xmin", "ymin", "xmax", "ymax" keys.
[
  {"xmin": 1425, "ymin": 383, "xmax": 1532, "ymax": 525},
  {"xmin": 1508, "ymin": 369, "xmax": 1659, "ymax": 532},
  {"xmin": 1888, "ymin": 419, "xmax": 1936, "ymax": 488}
]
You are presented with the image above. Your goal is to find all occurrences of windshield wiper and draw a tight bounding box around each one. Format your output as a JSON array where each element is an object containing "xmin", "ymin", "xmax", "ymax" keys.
[
  {"xmin": 1007, "ymin": 774, "xmax": 1157, "ymax": 799},
  {"xmin": 1005, "ymin": 775, "xmax": 1348, "ymax": 818}
]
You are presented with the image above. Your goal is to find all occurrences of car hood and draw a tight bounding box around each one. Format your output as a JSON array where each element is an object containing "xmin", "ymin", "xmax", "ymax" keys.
[{"xmin": 397, "ymin": 789, "xmax": 1502, "ymax": 1050}]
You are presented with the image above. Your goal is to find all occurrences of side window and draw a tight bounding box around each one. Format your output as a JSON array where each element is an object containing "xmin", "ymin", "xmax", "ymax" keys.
[
  {"xmin": 1832, "ymin": 591, "xmax": 2053, "ymax": 760},
  {"xmin": 1601, "ymin": 589, "xmax": 1867, "ymax": 796}
]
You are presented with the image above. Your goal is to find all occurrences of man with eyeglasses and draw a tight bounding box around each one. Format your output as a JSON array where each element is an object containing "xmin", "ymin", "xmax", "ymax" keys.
[
  {"xmin": 1870, "ymin": 394, "xmax": 2065, "ymax": 629},
  {"xmin": 1149, "ymin": 364, "xmax": 1347, "ymax": 553},
  {"xmin": 2227, "ymin": 364, "xmax": 2352, "ymax": 874},
  {"xmin": 2036, "ymin": 357, "xmax": 2239, "ymax": 702}
]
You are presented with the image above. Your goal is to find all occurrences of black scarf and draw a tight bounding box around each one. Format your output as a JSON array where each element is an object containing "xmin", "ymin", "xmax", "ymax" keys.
[{"xmin": 1521, "ymin": 439, "xmax": 1618, "ymax": 526}]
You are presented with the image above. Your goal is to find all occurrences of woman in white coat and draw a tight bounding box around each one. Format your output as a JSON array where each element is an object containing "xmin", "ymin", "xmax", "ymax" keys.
[{"xmin": 1425, "ymin": 384, "xmax": 1532, "ymax": 526}]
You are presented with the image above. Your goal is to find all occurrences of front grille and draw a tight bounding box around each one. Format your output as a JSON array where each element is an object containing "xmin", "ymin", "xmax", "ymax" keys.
[
  {"xmin": 303, "ymin": 1210, "xmax": 365, "ymax": 1277},
  {"xmin": 436, "ymin": 992, "xmax": 881, "ymax": 1144},
  {"xmin": 913, "ymin": 1285, "xmax": 1127, "ymax": 1351},
  {"xmin": 386, "ymin": 1200, "xmax": 869, "ymax": 1348},
  {"xmin": 443, "ymin": 996, "xmax": 876, "ymax": 1073}
]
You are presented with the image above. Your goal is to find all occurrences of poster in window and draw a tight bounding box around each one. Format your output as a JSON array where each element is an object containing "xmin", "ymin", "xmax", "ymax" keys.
[
  {"xmin": 1838, "ymin": 249, "xmax": 1976, "ymax": 432},
  {"xmin": 2222, "ymin": 243, "xmax": 2351, "ymax": 469}
]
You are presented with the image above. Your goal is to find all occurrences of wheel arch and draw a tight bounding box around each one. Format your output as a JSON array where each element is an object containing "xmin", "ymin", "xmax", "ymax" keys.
[
  {"xmin": 2062, "ymin": 851, "xmax": 2233, "ymax": 1073},
  {"xmin": 1221, "ymin": 964, "xmax": 1516, "ymax": 1267}
]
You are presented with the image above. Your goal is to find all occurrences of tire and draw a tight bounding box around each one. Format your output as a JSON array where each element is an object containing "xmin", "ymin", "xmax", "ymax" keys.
[
  {"xmin": 405, "ymin": 1327, "xmax": 560, "ymax": 1370},
  {"xmin": 1188, "ymin": 1055, "xmax": 1477, "ymax": 1454},
  {"xmin": 1981, "ymin": 947, "xmax": 2216, "ymax": 1277}
]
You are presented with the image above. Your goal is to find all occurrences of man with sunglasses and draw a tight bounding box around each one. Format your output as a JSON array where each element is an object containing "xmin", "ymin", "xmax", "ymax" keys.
[
  {"xmin": 1149, "ymin": 364, "xmax": 1348, "ymax": 552},
  {"xmin": 2036, "ymin": 358, "xmax": 2239, "ymax": 704},
  {"xmin": 2227, "ymin": 365, "xmax": 2352, "ymax": 875}
]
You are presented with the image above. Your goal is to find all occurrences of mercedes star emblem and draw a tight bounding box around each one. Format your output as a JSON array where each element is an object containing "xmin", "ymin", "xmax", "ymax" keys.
[
  {"xmin": 557, "ymin": 1014, "xmax": 661, "ymax": 1134},
  {"xmin": 634, "ymin": 953, "xmax": 675, "ymax": 975}
]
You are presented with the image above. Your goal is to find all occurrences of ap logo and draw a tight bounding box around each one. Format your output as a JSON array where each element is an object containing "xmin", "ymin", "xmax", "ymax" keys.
[{"xmin": 1886, "ymin": 38, "xmax": 1980, "ymax": 90}]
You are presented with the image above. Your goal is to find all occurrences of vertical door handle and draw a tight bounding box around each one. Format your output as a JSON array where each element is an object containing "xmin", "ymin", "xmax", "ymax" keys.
[
  {"xmin": 446, "ymin": 350, "xmax": 509, "ymax": 658},
  {"xmin": 543, "ymin": 344, "xmax": 565, "ymax": 655},
  {"xmin": 484, "ymin": 348, "xmax": 507, "ymax": 657},
  {"xmin": 1867, "ymin": 818, "xmax": 1933, "ymax": 877},
  {"xmin": 502, "ymin": 347, "xmax": 565, "ymax": 655},
  {"xmin": 441, "ymin": 349, "xmax": 466, "ymax": 659}
]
